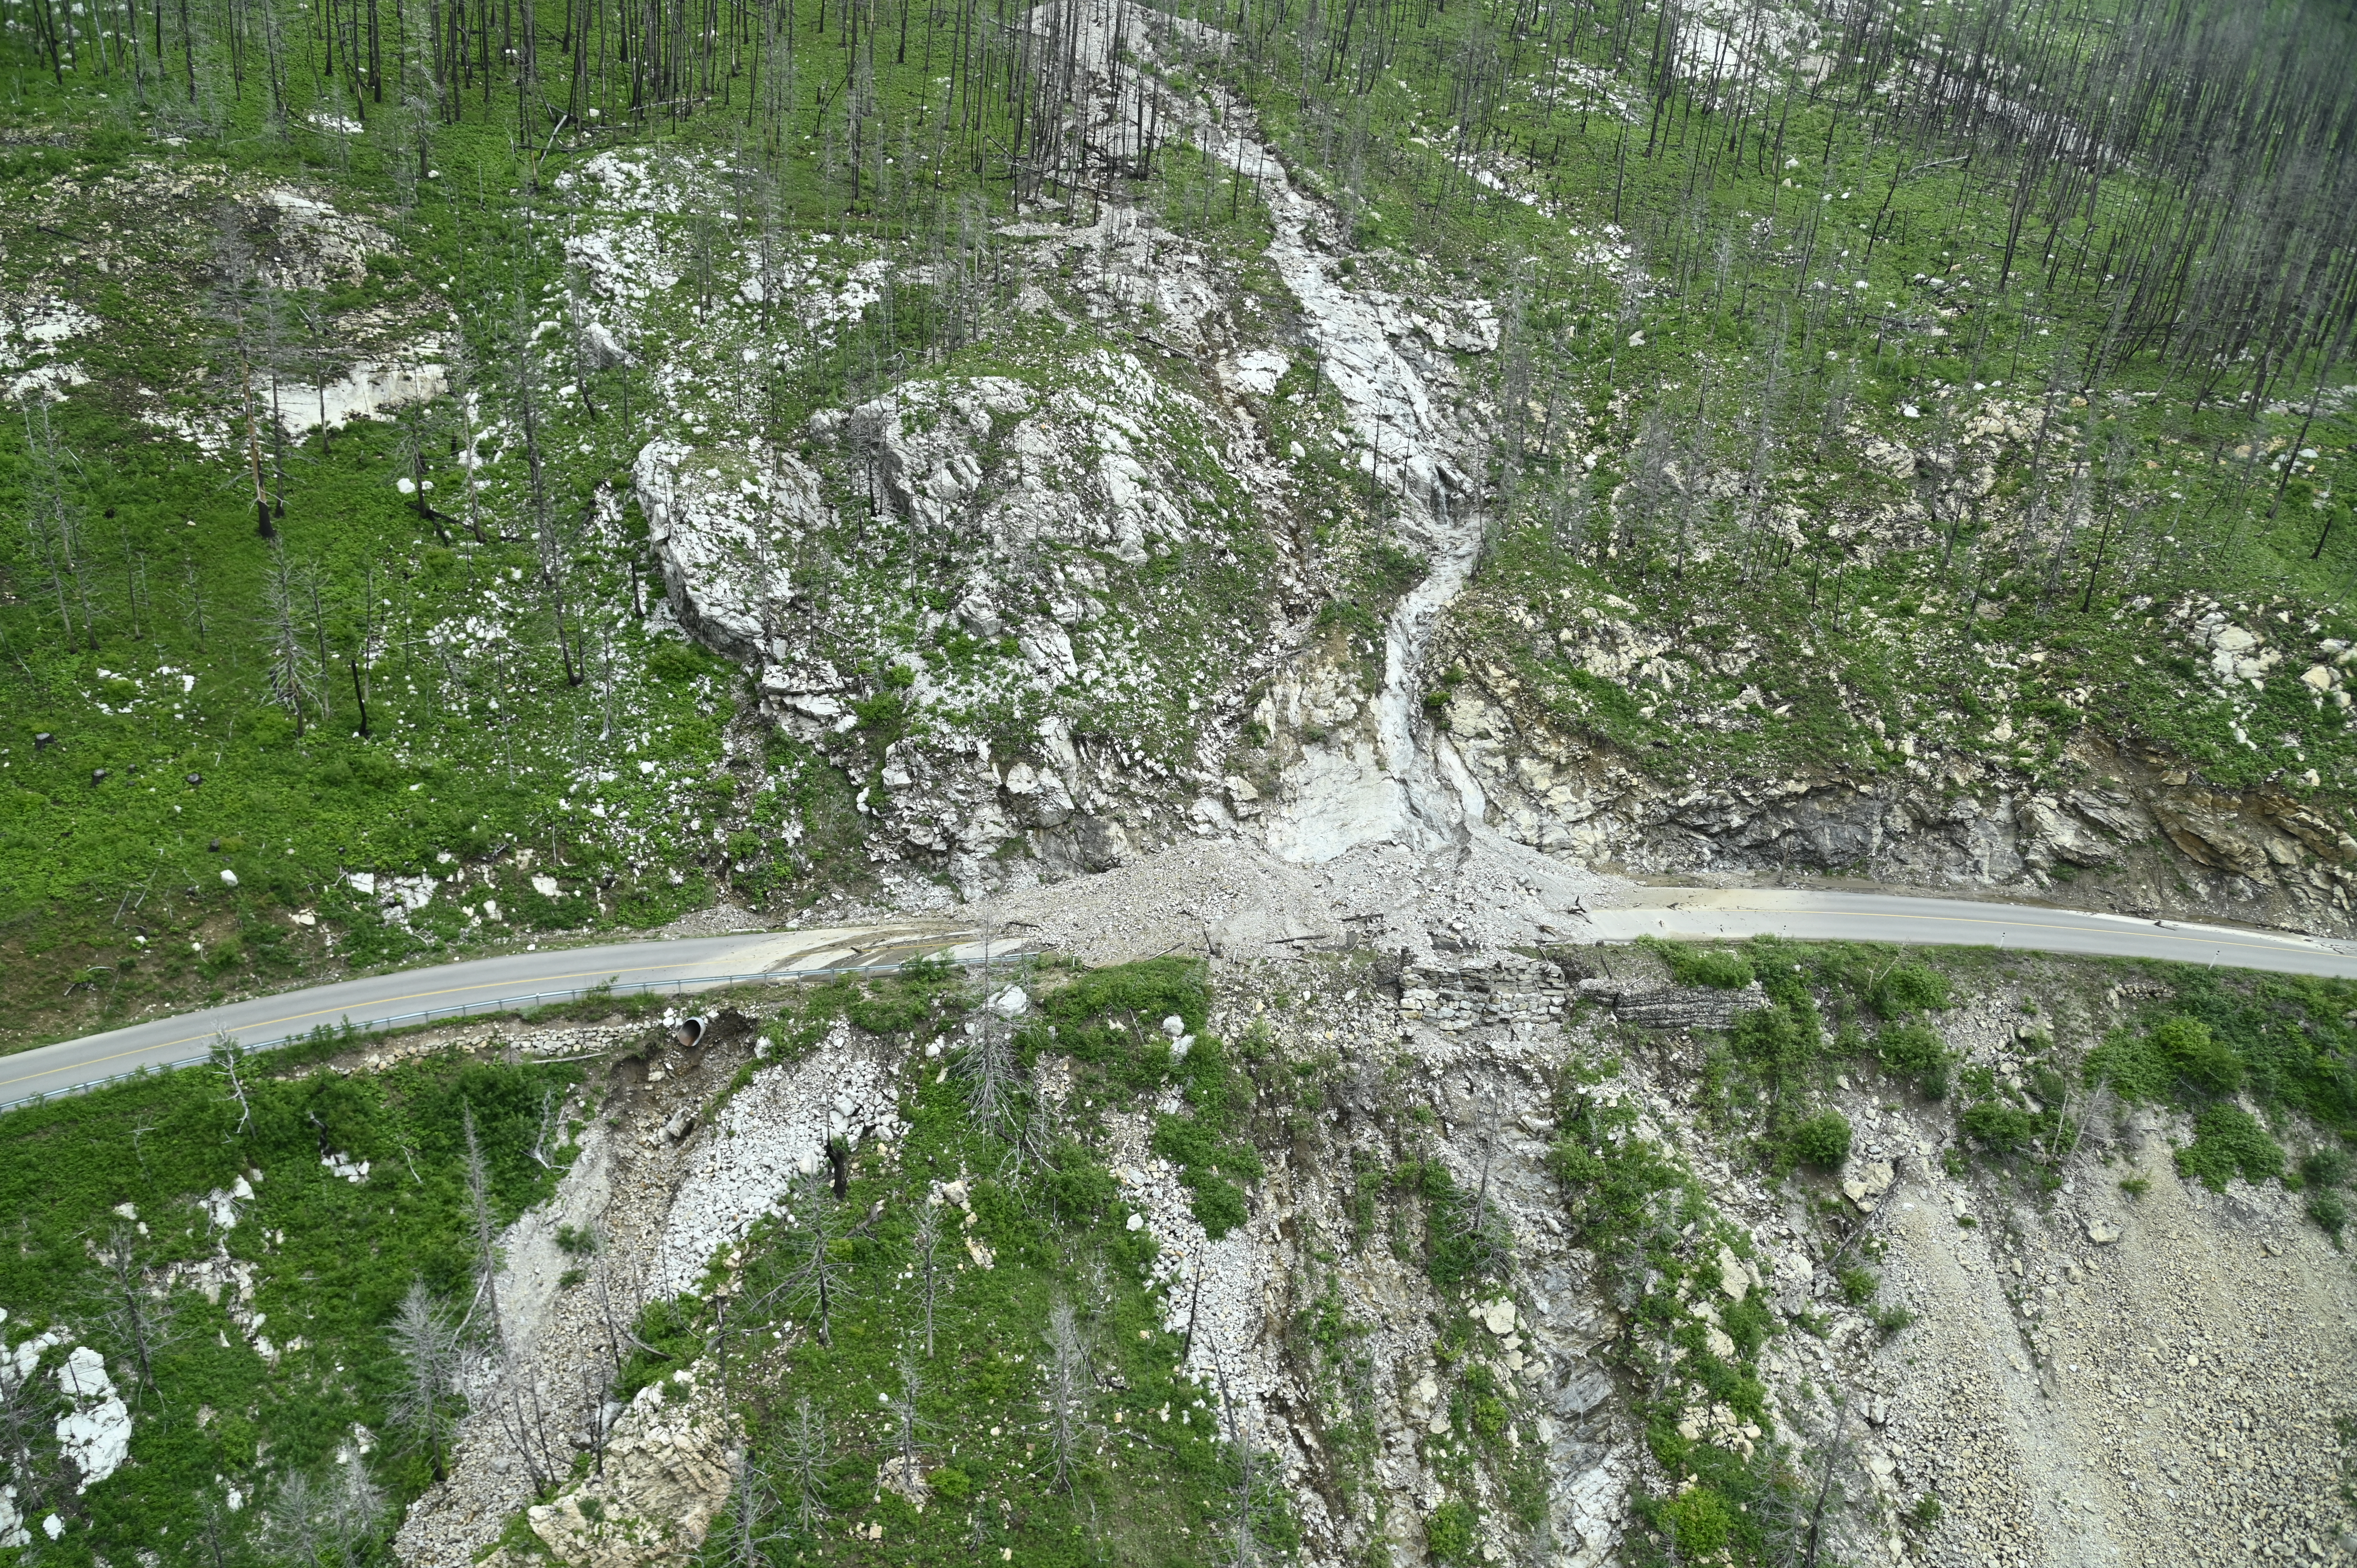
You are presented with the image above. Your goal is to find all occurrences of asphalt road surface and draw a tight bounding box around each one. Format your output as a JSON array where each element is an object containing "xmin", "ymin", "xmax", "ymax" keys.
[
  {"xmin": 9, "ymin": 889, "xmax": 2355, "ymax": 1112},
  {"xmin": 1588, "ymin": 886, "xmax": 2357, "ymax": 978},
  {"xmin": 0, "ymin": 923, "xmax": 1014, "ymax": 1111}
]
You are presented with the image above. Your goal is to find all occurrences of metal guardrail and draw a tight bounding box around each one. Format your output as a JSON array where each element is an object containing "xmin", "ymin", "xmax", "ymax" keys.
[{"xmin": 1, "ymin": 951, "xmax": 1022, "ymax": 1116}]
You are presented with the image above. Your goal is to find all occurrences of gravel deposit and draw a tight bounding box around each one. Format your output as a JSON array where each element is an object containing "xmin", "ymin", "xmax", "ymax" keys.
[{"xmin": 651, "ymin": 1020, "xmax": 905, "ymax": 1296}]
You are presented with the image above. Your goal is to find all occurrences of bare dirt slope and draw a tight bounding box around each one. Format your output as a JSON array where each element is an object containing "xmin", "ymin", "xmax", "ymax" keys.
[{"xmin": 1876, "ymin": 1125, "xmax": 2357, "ymax": 1568}]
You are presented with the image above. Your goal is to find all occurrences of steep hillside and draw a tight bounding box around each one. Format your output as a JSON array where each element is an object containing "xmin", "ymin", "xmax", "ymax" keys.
[
  {"xmin": 5, "ymin": 2, "xmax": 2357, "ymax": 1561},
  {"xmin": 3, "ymin": 904, "xmax": 2352, "ymax": 1568},
  {"xmin": 4, "ymin": 0, "xmax": 2355, "ymax": 1056}
]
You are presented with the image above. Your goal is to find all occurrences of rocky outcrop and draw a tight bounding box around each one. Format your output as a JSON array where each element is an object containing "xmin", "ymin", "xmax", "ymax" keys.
[
  {"xmin": 514, "ymin": 1373, "xmax": 738, "ymax": 1568},
  {"xmin": 635, "ymin": 439, "xmax": 831, "ymax": 661},
  {"xmin": 1594, "ymin": 979, "xmax": 1768, "ymax": 1033},
  {"xmin": 1435, "ymin": 662, "xmax": 2357, "ymax": 934}
]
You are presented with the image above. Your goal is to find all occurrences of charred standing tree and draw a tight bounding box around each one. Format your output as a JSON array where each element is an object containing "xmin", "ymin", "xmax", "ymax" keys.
[{"xmin": 512, "ymin": 325, "xmax": 585, "ymax": 687}]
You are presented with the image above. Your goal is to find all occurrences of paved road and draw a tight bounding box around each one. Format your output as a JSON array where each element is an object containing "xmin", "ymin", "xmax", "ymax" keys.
[
  {"xmin": 0, "ymin": 923, "xmax": 1017, "ymax": 1110},
  {"xmin": 1587, "ymin": 887, "xmax": 2357, "ymax": 978},
  {"xmin": 10, "ymin": 889, "xmax": 2355, "ymax": 1112}
]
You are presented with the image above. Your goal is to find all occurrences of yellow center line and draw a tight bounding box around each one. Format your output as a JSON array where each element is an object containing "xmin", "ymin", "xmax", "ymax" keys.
[{"xmin": 1638, "ymin": 905, "xmax": 2326, "ymax": 959}]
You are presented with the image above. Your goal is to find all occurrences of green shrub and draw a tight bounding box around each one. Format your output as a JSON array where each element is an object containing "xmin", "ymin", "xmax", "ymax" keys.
[
  {"xmin": 1656, "ymin": 1486, "xmax": 1733, "ymax": 1553},
  {"xmin": 1042, "ymin": 955, "xmax": 1209, "ymax": 1044},
  {"xmin": 1785, "ymin": 1111, "xmax": 1852, "ymax": 1171},
  {"xmin": 1550, "ymin": 1118, "xmax": 1682, "ymax": 1255},
  {"xmin": 1040, "ymin": 1147, "xmax": 1118, "ymax": 1224},
  {"xmin": 2152, "ymin": 1016, "xmax": 2244, "ymax": 1094},
  {"xmin": 1961, "ymin": 1100, "xmax": 2039, "ymax": 1155},
  {"xmin": 1150, "ymin": 1111, "xmax": 1260, "ymax": 1238},
  {"xmin": 845, "ymin": 958, "xmax": 961, "ymax": 1034},
  {"xmin": 1723, "ymin": 1292, "xmax": 1774, "ymax": 1359},
  {"xmin": 2308, "ymin": 1190, "xmax": 2348, "ymax": 1245},
  {"xmin": 2300, "ymin": 1146, "xmax": 2350, "ymax": 1190},
  {"xmin": 1547, "ymin": 1141, "xmax": 1605, "ymax": 1185},
  {"xmin": 1150, "ymin": 1114, "xmax": 1217, "ymax": 1171},
  {"xmin": 1426, "ymin": 1212, "xmax": 1507, "ymax": 1290},
  {"xmin": 1731, "ymin": 1001, "xmax": 1821, "ymax": 1070},
  {"xmin": 1876, "ymin": 962, "xmax": 1952, "ymax": 1016},
  {"xmin": 615, "ymin": 1294, "xmax": 708, "ymax": 1399},
  {"xmin": 646, "ymin": 641, "xmax": 709, "ymax": 682},
  {"xmin": 1641, "ymin": 938, "xmax": 1755, "ymax": 990},
  {"xmin": 1687, "ymin": 1353, "xmax": 1769, "ymax": 1426},
  {"xmin": 1391, "ymin": 1157, "xmax": 1508, "ymax": 1289},
  {"xmin": 1645, "ymin": 1416, "xmax": 1694, "ymax": 1471},
  {"xmin": 1908, "ymin": 1493, "xmax": 1945, "ymax": 1529},
  {"xmin": 1877, "ymin": 1021, "xmax": 1954, "ymax": 1098},
  {"xmin": 2088, "ymin": 1014, "xmax": 2244, "ymax": 1102},
  {"xmin": 1836, "ymin": 1266, "xmax": 1878, "ymax": 1307},
  {"xmin": 2175, "ymin": 1105, "xmax": 2283, "ymax": 1192},
  {"xmin": 1190, "ymin": 1177, "xmax": 1248, "ymax": 1239},
  {"xmin": 928, "ymin": 1465, "xmax": 974, "ymax": 1503},
  {"xmin": 1424, "ymin": 1498, "xmax": 1477, "ymax": 1561}
]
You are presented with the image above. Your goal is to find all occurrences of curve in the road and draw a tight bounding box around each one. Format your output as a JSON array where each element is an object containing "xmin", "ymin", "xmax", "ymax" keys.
[
  {"xmin": 0, "ymin": 923, "xmax": 1024, "ymax": 1112},
  {"xmin": 10, "ymin": 888, "xmax": 2353, "ymax": 1114}
]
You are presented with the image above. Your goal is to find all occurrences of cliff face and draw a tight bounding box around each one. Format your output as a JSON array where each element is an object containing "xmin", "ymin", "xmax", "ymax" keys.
[{"xmin": 1432, "ymin": 595, "xmax": 2357, "ymax": 937}]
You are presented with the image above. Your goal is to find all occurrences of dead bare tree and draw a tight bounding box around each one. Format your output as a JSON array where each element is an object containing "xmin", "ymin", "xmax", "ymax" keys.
[
  {"xmin": 883, "ymin": 1353, "xmax": 927, "ymax": 1494},
  {"xmin": 87, "ymin": 1224, "xmax": 178, "ymax": 1408},
  {"xmin": 444, "ymin": 334, "xmax": 491, "ymax": 544},
  {"xmin": 0, "ymin": 1351, "xmax": 61, "ymax": 1542},
  {"xmin": 260, "ymin": 1471, "xmax": 330, "ymax": 1568},
  {"xmin": 998, "ymin": 1094, "xmax": 1056, "ymax": 1180},
  {"xmin": 910, "ymin": 1199, "xmax": 944, "ymax": 1360},
  {"xmin": 2048, "ymin": 1079, "xmax": 2118, "ymax": 1165},
  {"xmin": 260, "ymin": 1462, "xmax": 380, "ymax": 1568},
  {"xmin": 590, "ymin": 1232, "xmax": 655, "ymax": 1380},
  {"xmin": 208, "ymin": 207, "xmax": 277, "ymax": 539},
  {"xmin": 580, "ymin": 1363, "xmax": 619, "ymax": 1475},
  {"xmin": 780, "ymin": 1395, "xmax": 833, "ymax": 1533},
  {"xmin": 719, "ymin": 1448, "xmax": 785, "ymax": 1568},
  {"xmin": 460, "ymin": 1104, "xmax": 506, "ymax": 1350},
  {"xmin": 212, "ymin": 1036, "xmax": 254, "ymax": 1139},
  {"xmin": 1468, "ymin": 1087, "xmax": 1504, "ymax": 1236},
  {"xmin": 489, "ymin": 1363, "xmax": 567, "ymax": 1497},
  {"xmin": 386, "ymin": 1282, "xmax": 463, "ymax": 1481},
  {"xmin": 753, "ymin": 1172, "xmax": 855, "ymax": 1347},
  {"xmin": 1039, "ymin": 1296, "xmax": 1092, "ymax": 1495},
  {"xmin": 1756, "ymin": 1389, "xmax": 1859, "ymax": 1568},
  {"xmin": 510, "ymin": 298, "xmax": 583, "ymax": 687},
  {"xmin": 1212, "ymin": 1349, "xmax": 1262, "ymax": 1567},
  {"xmin": 261, "ymin": 543, "xmax": 325, "ymax": 737},
  {"xmin": 195, "ymin": 1490, "xmax": 244, "ymax": 1568},
  {"xmin": 325, "ymin": 1459, "xmax": 384, "ymax": 1568},
  {"xmin": 957, "ymin": 1009, "xmax": 1020, "ymax": 1137},
  {"xmin": 527, "ymin": 1087, "xmax": 564, "ymax": 1171},
  {"xmin": 18, "ymin": 393, "xmax": 93, "ymax": 649}
]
